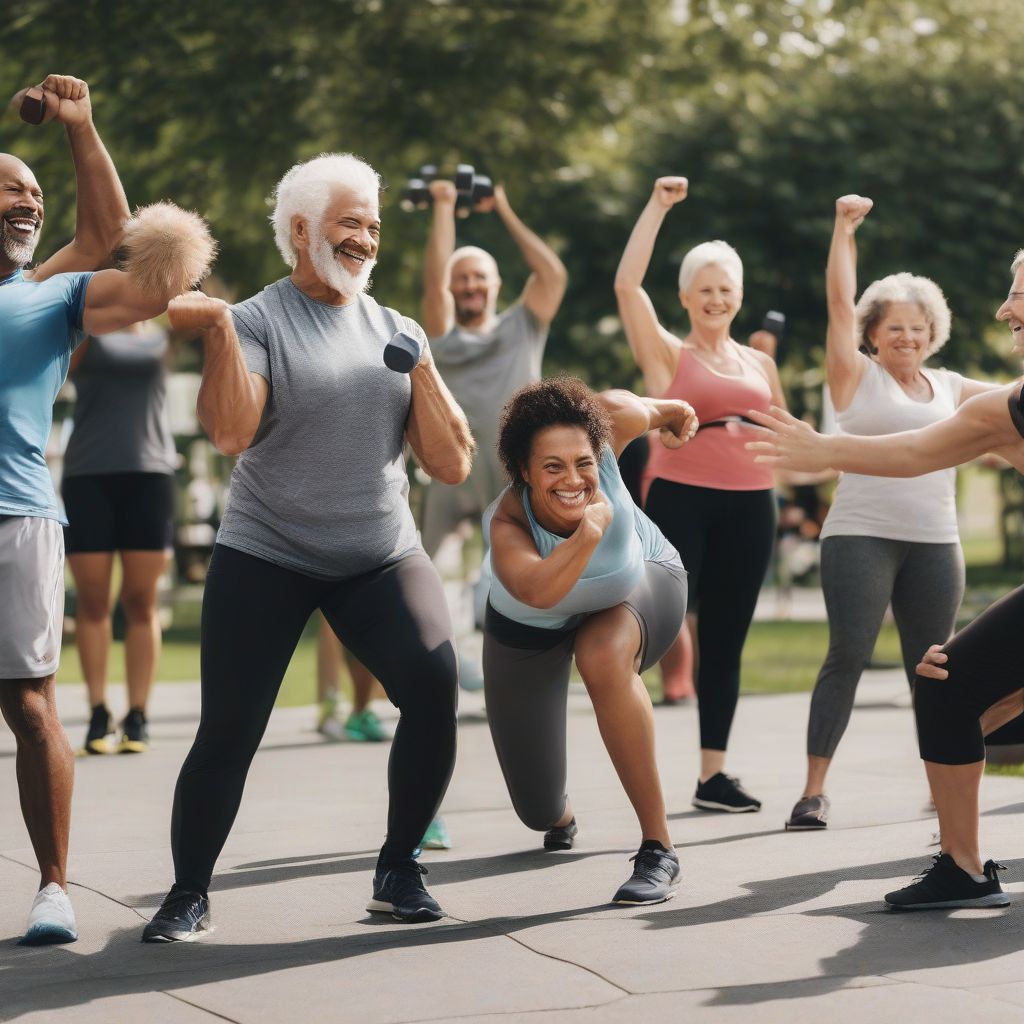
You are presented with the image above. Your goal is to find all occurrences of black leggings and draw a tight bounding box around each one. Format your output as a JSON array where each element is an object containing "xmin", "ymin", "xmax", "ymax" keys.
[
  {"xmin": 171, "ymin": 544, "xmax": 458, "ymax": 893},
  {"xmin": 644, "ymin": 479, "xmax": 776, "ymax": 750},
  {"xmin": 915, "ymin": 584, "xmax": 1024, "ymax": 765}
]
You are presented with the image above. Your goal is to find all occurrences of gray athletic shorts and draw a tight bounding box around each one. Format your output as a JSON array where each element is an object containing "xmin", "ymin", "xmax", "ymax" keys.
[{"xmin": 0, "ymin": 516, "xmax": 65, "ymax": 679}]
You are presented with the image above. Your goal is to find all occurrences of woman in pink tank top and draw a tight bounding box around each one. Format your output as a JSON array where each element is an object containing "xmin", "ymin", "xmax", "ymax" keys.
[{"xmin": 615, "ymin": 175, "xmax": 786, "ymax": 813}]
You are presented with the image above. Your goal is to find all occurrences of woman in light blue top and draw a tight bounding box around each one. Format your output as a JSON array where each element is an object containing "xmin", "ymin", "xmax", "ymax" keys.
[{"xmin": 484, "ymin": 377, "xmax": 696, "ymax": 906}]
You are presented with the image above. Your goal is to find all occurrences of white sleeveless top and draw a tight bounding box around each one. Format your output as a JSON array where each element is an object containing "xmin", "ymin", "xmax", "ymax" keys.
[{"xmin": 820, "ymin": 358, "xmax": 964, "ymax": 544}]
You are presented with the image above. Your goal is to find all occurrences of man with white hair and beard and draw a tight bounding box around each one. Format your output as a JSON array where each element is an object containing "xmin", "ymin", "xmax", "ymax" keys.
[
  {"xmin": 142, "ymin": 153, "xmax": 474, "ymax": 941},
  {"xmin": 1, "ymin": 74, "xmax": 217, "ymax": 945}
]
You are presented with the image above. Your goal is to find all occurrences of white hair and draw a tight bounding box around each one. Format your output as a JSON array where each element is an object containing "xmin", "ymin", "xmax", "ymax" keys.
[
  {"xmin": 854, "ymin": 272, "xmax": 952, "ymax": 356},
  {"xmin": 678, "ymin": 240, "xmax": 743, "ymax": 293},
  {"xmin": 270, "ymin": 153, "xmax": 381, "ymax": 268},
  {"xmin": 1011, "ymin": 249, "xmax": 1024, "ymax": 274},
  {"xmin": 448, "ymin": 245, "xmax": 499, "ymax": 280}
]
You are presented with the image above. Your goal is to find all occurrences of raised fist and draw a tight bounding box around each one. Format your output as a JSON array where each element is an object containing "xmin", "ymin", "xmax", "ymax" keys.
[
  {"xmin": 835, "ymin": 194, "xmax": 873, "ymax": 234},
  {"xmin": 652, "ymin": 176, "xmax": 689, "ymax": 209},
  {"xmin": 578, "ymin": 493, "xmax": 614, "ymax": 540},
  {"xmin": 167, "ymin": 292, "xmax": 231, "ymax": 333},
  {"xmin": 659, "ymin": 401, "xmax": 699, "ymax": 449},
  {"xmin": 13, "ymin": 75, "xmax": 92, "ymax": 127},
  {"xmin": 428, "ymin": 179, "xmax": 458, "ymax": 207}
]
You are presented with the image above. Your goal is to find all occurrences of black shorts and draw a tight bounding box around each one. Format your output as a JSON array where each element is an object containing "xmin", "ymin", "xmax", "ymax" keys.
[{"xmin": 62, "ymin": 472, "xmax": 175, "ymax": 554}]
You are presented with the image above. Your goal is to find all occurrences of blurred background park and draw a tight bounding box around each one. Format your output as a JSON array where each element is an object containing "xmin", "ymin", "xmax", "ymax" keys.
[{"xmin": 4, "ymin": 0, "xmax": 1024, "ymax": 705}]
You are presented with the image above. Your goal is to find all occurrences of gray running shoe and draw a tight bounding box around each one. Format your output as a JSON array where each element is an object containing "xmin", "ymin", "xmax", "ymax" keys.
[{"xmin": 785, "ymin": 794, "xmax": 830, "ymax": 831}]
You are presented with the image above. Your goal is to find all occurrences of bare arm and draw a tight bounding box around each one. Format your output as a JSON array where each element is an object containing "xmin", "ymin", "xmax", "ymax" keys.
[
  {"xmin": 22, "ymin": 75, "xmax": 131, "ymax": 281},
  {"xmin": 613, "ymin": 177, "xmax": 688, "ymax": 396},
  {"xmin": 168, "ymin": 294, "xmax": 268, "ymax": 456},
  {"xmin": 825, "ymin": 195, "xmax": 873, "ymax": 410},
  {"xmin": 745, "ymin": 387, "xmax": 1024, "ymax": 476},
  {"xmin": 490, "ymin": 491, "xmax": 610, "ymax": 609},
  {"xmin": 596, "ymin": 389, "xmax": 698, "ymax": 457},
  {"xmin": 404, "ymin": 347, "xmax": 475, "ymax": 485},
  {"xmin": 491, "ymin": 184, "xmax": 567, "ymax": 326},
  {"xmin": 421, "ymin": 180, "xmax": 457, "ymax": 338}
]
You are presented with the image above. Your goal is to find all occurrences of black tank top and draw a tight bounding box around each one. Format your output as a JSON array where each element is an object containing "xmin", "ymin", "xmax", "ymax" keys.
[{"xmin": 1009, "ymin": 381, "xmax": 1024, "ymax": 440}]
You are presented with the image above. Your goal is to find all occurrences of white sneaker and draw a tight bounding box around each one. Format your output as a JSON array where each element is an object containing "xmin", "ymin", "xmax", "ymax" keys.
[
  {"xmin": 318, "ymin": 716, "xmax": 346, "ymax": 742},
  {"xmin": 20, "ymin": 883, "xmax": 78, "ymax": 946}
]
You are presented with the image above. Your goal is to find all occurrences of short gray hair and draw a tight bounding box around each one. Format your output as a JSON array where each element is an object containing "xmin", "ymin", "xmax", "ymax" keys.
[
  {"xmin": 447, "ymin": 245, "xmax": 499, "ymax": 280},
  {"xmin": 270, "ymin": 153, "xmax": 381, "ymax": 268},
  {"xmin": 1010, "ymin": 249, "xmax": 1024, "ymax": 274},
  {"xmin": 678, "ymin": 240, "xmax": 743, "ymax": 293},
  {"xmin": 854, "ymin": 272, "xmax": 951, "ymax": 356}
]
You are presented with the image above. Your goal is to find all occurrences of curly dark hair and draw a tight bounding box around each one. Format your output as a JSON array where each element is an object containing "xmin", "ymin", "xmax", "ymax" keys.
[{"xmin": 497, "ymin": 376, "xmax": 612, "ymax": 491}]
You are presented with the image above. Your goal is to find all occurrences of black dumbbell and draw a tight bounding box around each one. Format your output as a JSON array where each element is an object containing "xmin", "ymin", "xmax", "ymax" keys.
[
  {"xmin": 762, "ymin": 311, "xmax": 785, "ymax": 340},
  {"xmin": 400, "ymin": 164, "xmax": 438, "ymax": 212},
  {"xmin": 17, "ymin": 87, "xmax": 47, "ymax": 125},
  {"xmin": 383, "ymin": 330, "xmax": 424, "ymax": 373},
  {"xmin": 454, "ymin": 164, "xmax": 494, "ymax": 218}
]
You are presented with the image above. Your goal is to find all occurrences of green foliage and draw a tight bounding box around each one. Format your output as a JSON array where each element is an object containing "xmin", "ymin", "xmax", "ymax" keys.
[{"xmin": 4, "ymin": 0, "xmax": 1024, "ymax": 387}]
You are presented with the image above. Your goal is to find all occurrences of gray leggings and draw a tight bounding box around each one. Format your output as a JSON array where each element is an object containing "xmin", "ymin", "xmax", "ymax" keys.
[
  {"xmin": 483, "ymin": 560, "xmax": 686, "ymax": 831},
  {"xmin": 807, "ymin": 535, "xmax": 964, "ymax": 758}
]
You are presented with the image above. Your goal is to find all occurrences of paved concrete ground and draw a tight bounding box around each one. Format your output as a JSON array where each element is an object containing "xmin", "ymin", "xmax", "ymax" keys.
[{"xmin": 2, "ymin": 671, "xmax": 1024, "ymax": 1023}]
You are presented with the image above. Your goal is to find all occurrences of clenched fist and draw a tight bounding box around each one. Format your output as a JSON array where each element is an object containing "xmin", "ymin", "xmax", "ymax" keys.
[
  {"xmin": 659, "ymin": 401, "xmax": 699, "ymax": 449},
  {"xmin": 428, "ymin": 179, "xmax": 458, "ymax": 207},
  {"xmin": 13, "ymin": 75, "xmax": 92, "ymax": 127},
  {"xmin": 835, "ymin": 194, "xmax": 873, "ymax": 235},
  {"xmin": 651, "ymin": 176, "xmax": 689, "ymax": 209},
  {"xmin": 577, "ymin": 493, "xmax": 614, "ymax": 541},
  {"xmin": 167, "ymin": 292, "xmax": 231, "ymax": 333}
]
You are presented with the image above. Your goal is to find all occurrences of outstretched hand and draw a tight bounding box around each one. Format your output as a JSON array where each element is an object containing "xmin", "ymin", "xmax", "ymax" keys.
[
  {"xmin": 835, "ymin": 194, "xmax": 873, "ymax": 235},
  {"xmin": 651, "ymin": 176, "xmax": 688, "ymax": 209},
  {"xmin": 916, "ymin": 644, "xmax": 949, "ymax": 680},
  {"xmin": 659, "ymin": 401, "xmax": 699, "ymax": 449},
  {"xmin": 743, "ymin": 407, "xmax": 835, "ymax": 472},
  {"xmin": 167, "ymin": 293, "xmax": 231, "ymax": 333}
]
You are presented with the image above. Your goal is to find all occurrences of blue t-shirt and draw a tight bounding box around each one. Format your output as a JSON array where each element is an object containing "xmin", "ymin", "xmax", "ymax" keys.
[
  {"xmin": 0, "ymin": 269, "xmax": 93, "ymax": 521},
  {"xmin": 484, "ymin": 445, "xmax": 682, "ymax": 630}
]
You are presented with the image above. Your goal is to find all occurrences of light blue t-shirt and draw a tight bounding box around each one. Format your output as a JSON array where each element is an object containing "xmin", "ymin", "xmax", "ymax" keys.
[
  {"xmin": 0, "ymin": 269, "xmax": 93, "ymax": 522},
  {"xmin": 485, "ymin": 445, "xmax": 681, "ymax": 629}
]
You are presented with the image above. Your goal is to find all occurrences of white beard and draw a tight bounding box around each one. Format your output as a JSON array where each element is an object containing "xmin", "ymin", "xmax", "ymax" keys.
[
  {"xmin": 1, "ymin": 222, "xmax": 40, "ymax": 267},
  {"xmin": 309, "ymin": 232, "xmax": 375, "ymax": 299}
]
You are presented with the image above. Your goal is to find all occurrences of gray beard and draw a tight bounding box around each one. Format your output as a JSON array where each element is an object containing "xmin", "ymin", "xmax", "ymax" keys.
[
  {"xmin": 310, "ymin": 233, "xmax": 375, "ymax": 299},
  {"xmin": 1, "ymin": 223, "xmax": 39, "ymax": 268}
]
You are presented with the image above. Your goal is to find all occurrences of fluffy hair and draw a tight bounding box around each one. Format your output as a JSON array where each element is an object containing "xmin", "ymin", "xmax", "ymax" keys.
[
  {"xmin": 855, "ymin": 272, "xmax": 951, "ymax": 356},
  {"xmin": 448, "ymin": 245, "xmax": 499, "ymax": 280},
  {"xmin": 1011, "ymin": 249, "xmax": 1024, "ymax": 275},
  {"xmin": 121, "ymin": 203, "xmax": 217, "ymax": 299},
  {"xmin": 270, "ymin": 153, "xmax": 381, "ymax": 268},
  {"xmin": 497, "ymin": 376, "xmax": 611, "ymax": 492},
  {"xmin": 678, "ymin": 239, "xmax": 743, "ymax": 293}
]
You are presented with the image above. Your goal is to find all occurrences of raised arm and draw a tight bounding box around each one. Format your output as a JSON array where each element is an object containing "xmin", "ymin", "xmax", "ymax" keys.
[
  {"xmin": 490, "ymin": 491, "xmax": 611, "ymax": 609},
  {"xmin": 167, "ymin": 293, "xmax": 268, "ymax": 456},
  {"xmin": 596, "ymin": 389, "xmax": 698, "ymax": 457},
  {"xmin": 19, "ymin": 75, "xmax": 131, "ymax": 280},
  {"xmin": 404, "ymin": 345, "xmax": 475, "ymax": 485},
  {"xmin": 614, "ymin": 177, "xmax": 689, "ymax": 397},
  {"xmin": 826, "ymin": 195, "xmax": 873, "ymax": 410},
  {"xmin": 421, "ymin": 180, "xmax": 457, "ymax": 338},
  {"xmin": 81, "ymin": 203, "xmax": 217, "ymax": 336},
  {"xmin": 745, "ymin": 387, "xmax": 1024, "ymax": 476},
  {"xmin": 490, "ymin": 184, "xmax": 567, "ymax": 326}
]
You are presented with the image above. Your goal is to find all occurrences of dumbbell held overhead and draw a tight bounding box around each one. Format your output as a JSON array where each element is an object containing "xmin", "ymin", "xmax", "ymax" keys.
[{"xmin": 400, "ymin": 163, "xmax": 493, "ymax": 216}]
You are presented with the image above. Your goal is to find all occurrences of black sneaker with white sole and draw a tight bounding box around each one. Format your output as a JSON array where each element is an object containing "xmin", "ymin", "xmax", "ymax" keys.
[
  {"xmin": 367, "ymin": 860, "xmax": 446, "ymax": 923},
  {"xmin": 785, "ymin": 794, "xmax": 830, "ymax": 831},
  {"xmin": 612, "ymin": 841, "xmax": 680, "ymax": 905},
  {"xmin": 885, "ymin": 854, "xmax": 1009, "ymax": 910},
  {"xmin": 544, "ymin": 817, "xmax": 578, "ymax": 851},
  {"xmin": 142, "ymin": 887, "xmax": 211, "ymax": 942},
  {"xmin": 692, "ymin": 772, "xmax": 761, "ymax": 813}
]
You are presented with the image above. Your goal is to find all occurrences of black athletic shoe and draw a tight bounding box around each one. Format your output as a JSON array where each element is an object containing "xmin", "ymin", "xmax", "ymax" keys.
[
  {"xmin": 367, "ymin": 861, "xmax": 446, "ymax": 923},
  {"xmin": 692, "ymin": 772, "xmax": 762, "ymax": 813},
  {"xmin": 80, "ymin": 704, "xmax": 113, "ymax": 756},
  {"xmin": 119, "ymin": 708, "xmax": 149, "ymax": 754},
  {"xmin": 612, "ymin": 841, "xmax": 680, "ymax": 905},
  {"xmin": 544, "ymin": 817, "xmax": 578, "ymax": 851},
  {"xmin": 885, "ymin": 854, "xmax": 1009, "ymax": 910},
  {"xmin": 142, "ymin": 887, "xmax": 212, "ymax": 942},
  {"xmin": 785, "ymin": 794, "xmax": 830, "ymax": 831}
]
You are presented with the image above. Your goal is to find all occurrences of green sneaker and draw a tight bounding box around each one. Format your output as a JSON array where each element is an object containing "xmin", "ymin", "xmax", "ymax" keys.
[
  {"xmin": 420, "ymin": 817, "xmax": 452, "ymax": 850},
  {"xmin": 344, "ymin": 708, "xmax": 391, "ymax": 742}
]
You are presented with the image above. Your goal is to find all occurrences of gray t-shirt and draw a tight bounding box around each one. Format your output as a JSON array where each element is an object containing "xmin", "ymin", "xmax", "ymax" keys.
[
  {"xmin": 63, "ymin": 328, "xmax": 176, "ymax": 478},
  {"xmin": 430, "ymin": 302, "xmax": 547, "ymax": 497},
  {"xmin": 217, "ymin": 278, "xmax": 425, "ymax": 578}
]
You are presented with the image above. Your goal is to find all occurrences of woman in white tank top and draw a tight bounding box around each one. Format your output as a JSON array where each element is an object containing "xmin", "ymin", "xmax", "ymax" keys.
[{"xmin": 785, "ymin": 195, "xmax": 999, "ymax": 832}]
